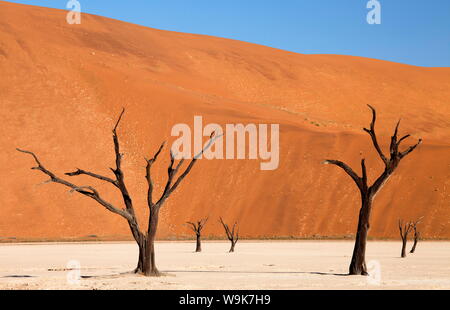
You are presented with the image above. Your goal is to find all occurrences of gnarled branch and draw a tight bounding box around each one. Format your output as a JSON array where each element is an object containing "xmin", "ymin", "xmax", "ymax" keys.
[
  {"xmin": 110, "ymin": 108, "xmax": 138, "ymax": 224},
  {"xmin": 65, "ymin": 168, "xmax": 118, "ymax": 188},
  {"xmin": 399, "ymin": 139, "xmax": 422, "ymax": 159},
  {"xmin": 363, "ymin": 104, "xmax": 388, "ymax": 165},
  {"xmin": 152, "ymin": 132, "xmax": 221, "ymax": 209},
  {"xmin": 323, "ymin": 160, "xmax": 364, "ymax": 191},
  {"xmin": 186, "ymin": 217, "xmax": 209, "ymax": 235},
  {"xmin": 219, "ymin": 217, "xmax": 239, "ymax": 242},
  {"xmin": 16, "ymin": 148, "xmax": 133, "ymax": 222},
  {"xmin": 398, "ymin": 219, "xmax": 414, "ymax": 240},
  {"xmin": 145, "ymin": 142, "xmax": 166, "ymax": 208},
  {"xmin": 324, "ymin": 105, "xmax": 422, "ymax": 197}
]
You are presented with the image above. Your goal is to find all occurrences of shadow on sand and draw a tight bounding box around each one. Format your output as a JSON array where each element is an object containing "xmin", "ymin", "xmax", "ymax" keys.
[
  {"xmin": 2, "ymin": 275, "xmax": 36, "ymax": 278},
  {"xmin": 165, "ymin": 270, "xmax": 349, "ymax": 277},
  {"xmin": 77, "ymin": 269, "xmax": 349, "ymax": 279}
]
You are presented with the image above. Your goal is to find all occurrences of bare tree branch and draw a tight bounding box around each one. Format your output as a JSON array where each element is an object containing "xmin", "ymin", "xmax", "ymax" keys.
[
  {"xmin": 154, "ymin": 132, "xmax": 221, "ymax": 208},
  {"xmin": 185, "ymin": 217, "xmax": 209, "ymax": 235},
  {"xmin": 16, "ymin": 148, "xmax": 133, "ymax": 222},
  {"xmin": 360, "ymin": 159, "xmax": 367, "ymax": 190},
  {"xmin": 399, "ymin": 139, "xmax": 423, "ymax": 159},
  {"xmin": 199, "ymin": 217, "xmax": 209, "ymax": 230},
  {"xmin": 219, "ymin": 217, "xmax": 232, "ymax": 241},
  {"xmin": 389, "ymin": 119, "xmax": 401, "ymax": 157},
  {"xmin": 186, "ymin": 221, "xmax": 198, "ymax": 234},
  {"xmin": 110, "ymin": 109, "xmax": 138, "ymax": 224},
  {"xmin": 65, "ymin": 169, "xmax": 118, "ymax": 188},
  {"xmin": 397, "ymin": 134, "xmax": 411, "ymax": 147},
  {"xmin": 363, "ymin": 104, "xmax": 388, "ymax": 165},
  {"xmin": 410, "ymin": 216, "xmax": 424, "ymax": 254},
  {"xmin": 323, "ymin": 160, "xmax": 363, "ymax": 191},
  {"xmin": 145, "ymin": 142, "xmax": 166, "ymax": 207}
]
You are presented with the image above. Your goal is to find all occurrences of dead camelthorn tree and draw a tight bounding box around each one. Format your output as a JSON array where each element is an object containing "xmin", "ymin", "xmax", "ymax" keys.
[
  {"xmin": 219, "ymin": 217, "xmax": 239, "ymax": 253},
  {"xmin": 399, "ymin": 220, "xmax": 414, "ymax": 258},
  {"xmin": 410, "ymin": 216, "xmax": 424, "ymax": 254},
  {"xmin": 186, "ymin": 217, "xmax": 209, "ymax": 252},
  {"xmin": 323, "ymin": 105, "xmax": 422, "ymax": 275},
  {"xmin": 17, "ymin": 109, "xmax": 217, "ymax": 277}
]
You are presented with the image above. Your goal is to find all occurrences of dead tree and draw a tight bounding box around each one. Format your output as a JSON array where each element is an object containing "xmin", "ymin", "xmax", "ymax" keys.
[
  {"xmin": 323, "ymin": 105, "xmax": 422, "ymax": 275},
  {"xmin": 186, "ymin": 217, "xmax": 209, "ymax": 252},
  {"xmin": 17, "ymin": 109, "xmax": 217, "ymax": 277},
  {"xmin": 410, "ymin": 216, "xmax": 424, "ymax": 254},
  {"xmin": 399, "ymin": 220, "xmax": 414, "ymax": 258},
  {"xmin": 219, "ymin": 217, "xmax": 239, "ymax": 253}
]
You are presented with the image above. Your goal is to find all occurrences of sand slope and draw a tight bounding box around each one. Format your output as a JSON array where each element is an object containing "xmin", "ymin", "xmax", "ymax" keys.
[{"xmin": 0, "ymin": 1, "xmax": 449, "ymax": 240}]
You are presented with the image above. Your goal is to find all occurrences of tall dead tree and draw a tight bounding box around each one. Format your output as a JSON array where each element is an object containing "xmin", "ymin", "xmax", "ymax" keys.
[
  {"xmin": 410, "ymin": 216, "xmax": 424, "ymax": 254},
  {"xmin": 399, "ymin": 220, "xmax": 413, "ymax": 258},
  {"xmin": 17, "ymin": 109, "xmax": 216, "ymax": 277},
  {"xmin": 186, "ymin": 217, "xmax": 209, "ymax": 252},
  {"xmin": 323, "ymin": 105, "xmax": 422, "ymax": 275},
  {"xmin": 219, "ymin": 217, "xmax": 239, "ymax": 253}
]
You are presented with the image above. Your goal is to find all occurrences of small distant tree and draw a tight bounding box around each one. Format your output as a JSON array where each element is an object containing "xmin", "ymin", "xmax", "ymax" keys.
[
  {"xmin": 17, "ymin": 109, "xmax": 216, "ymax": 277},
  {"xmin": 410, "ymin": 216, "xmax": 424, "ymax": 254},
  {"xmin": 323, "ymin": 105, "xmax": 422, "ymax": 275},
  {"xmin": 399, "ymin": 219, "xmax": 414, "ymax": 258},
  {"xmin": 186, "ymin": 217, "xmax": 209, "ymax": 252},
  {"xmin": 219, "ymin": 217, "xmax": 239, "ymax": 253}
]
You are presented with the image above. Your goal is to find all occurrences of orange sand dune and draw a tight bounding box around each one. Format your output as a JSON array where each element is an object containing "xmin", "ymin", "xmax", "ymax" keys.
[{"xmin": 0, "ymin": 1, "xmax": 449, "ymax": 241}]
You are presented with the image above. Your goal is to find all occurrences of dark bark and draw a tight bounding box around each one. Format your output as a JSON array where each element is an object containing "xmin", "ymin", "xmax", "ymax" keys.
[
  {"xmin": 229, "ymin": 241, "xmax": 236, "ymax": 253},
  {"xmin": 136, "ymin": 208, "xmax": 160, "ymax": 276},
  {"xmin": 196, "ymin": 235, "xmax": 202, "ymax": 252},
  {"xmin": 399, "ymin": 220, "xmax": 413, "ymax": 258},
  {"xmin": 410, "ymin": 232, "xmax": 419, "ymax": 253},
  {"xmin": 219, "ymin": 217, "xmax": 239, "ymax": 253},
  {"xmin": 410, "ymin": 217, "xmax": 423, "ymax": 254},
  {"xmin": 349, "ymin": 195, "xmax": 372, "ymax": 275},
  {"xmin": 135, "ymin": 238, "xmax": 145, "ymax": 273},
  {"xmin": 18, "ymin": 109, "xmax": 216, "ymax": 277},
  {"xmin": 324, "ymin": 105, "xmax": 422, "ymax": 275},
  {"xmin": 401, "ymin": 241, "xmax": 407, "ymax": 258}
]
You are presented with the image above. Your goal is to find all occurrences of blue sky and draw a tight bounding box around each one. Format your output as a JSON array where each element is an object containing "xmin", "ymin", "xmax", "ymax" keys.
[{"xmin": 5, "ymin": 0, "xmax": 450, "ymax": 67}]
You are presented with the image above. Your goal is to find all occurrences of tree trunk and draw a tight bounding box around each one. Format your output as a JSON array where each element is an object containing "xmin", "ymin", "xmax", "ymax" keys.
[
  {"xmin": 349, "ymin": 195, "xmax": 372, "ymax": 275},
  {"xmin": 401, "ymin": 238, "xmax": 407, "ymax": 258},
  {"xmin": 134, "ymin": 236, "xmax": 159, "ymax": 276},
  {"xmin": 135, "ymin": 209, "xmax": 160, "ymax": 276},
  {"xmin": 410, "ymin": 240, "xmax": 417, "ymax": 253},
  {"xmin": 410, "ymin": 237, "xmax": 418, "ymax": 253},
  {"xmin": 135, "ymin": 239, "xmax": 145, "ymax": 273},
  {"xmin": 409, "ymin": 233, "xmax": 419, "ymax": 253},
  {"xmin": 196, "ymin": 234, "xmax": 202, "ymax": 252},
  {"xmin": 229, "ymin": 241, "xmax": 236, "ymax": 253}
]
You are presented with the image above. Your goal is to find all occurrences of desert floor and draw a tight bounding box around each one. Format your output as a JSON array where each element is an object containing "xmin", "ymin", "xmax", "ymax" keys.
[{"xmin": 0, "ymin": 241, "xmax": 449, "ymax": 290}]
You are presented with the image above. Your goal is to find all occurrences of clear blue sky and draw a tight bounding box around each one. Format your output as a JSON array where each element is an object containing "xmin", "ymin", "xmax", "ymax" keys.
[{"xmin": 5, "ymin": 0, "xmax": 450, "ymax": 67}]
